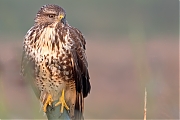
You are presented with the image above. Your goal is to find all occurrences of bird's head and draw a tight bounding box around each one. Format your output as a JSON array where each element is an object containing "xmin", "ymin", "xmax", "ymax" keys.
[{"xmin": 35, "ymin": 4, "xmax": 66, "ymax": 26}]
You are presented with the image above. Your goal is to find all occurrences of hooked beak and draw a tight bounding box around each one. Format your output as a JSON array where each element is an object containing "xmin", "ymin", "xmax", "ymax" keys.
[
  {"xmin": 58, "ymin": 14, "xmax": 64, "ymax": 21},
  {"xmin": 58, "ymin": 14, "xmax": 66, "ymax": 24}
]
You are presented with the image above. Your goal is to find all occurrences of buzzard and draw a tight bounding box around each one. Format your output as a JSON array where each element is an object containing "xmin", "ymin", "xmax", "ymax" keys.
[{"xmin": 21, "ymin": 4, "xmax": 91, "ymax": 119}]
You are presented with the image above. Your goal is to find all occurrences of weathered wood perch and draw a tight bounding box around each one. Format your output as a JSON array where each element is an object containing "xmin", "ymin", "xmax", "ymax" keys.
[{"xmin": 46, "ymin": 100, "xmax": 70, "ymax": 120}]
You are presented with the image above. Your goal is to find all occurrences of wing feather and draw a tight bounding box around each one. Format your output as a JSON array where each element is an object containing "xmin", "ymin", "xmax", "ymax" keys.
[
  {"xmin": 21, "ymin": 37, "xmax": 40, "ymax": 99},
  {"xmin": 68, "ymin": 26, "xmax": 91, "ymax": 98},
  {"xmin": 67, "ymin": 26, "xmax": 90, "ymax": 119}
]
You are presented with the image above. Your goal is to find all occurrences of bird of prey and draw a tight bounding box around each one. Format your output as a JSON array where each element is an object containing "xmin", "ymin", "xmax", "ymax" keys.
[{"xmin": 21, "ymin": 4, "xmax": 91, "ymax": 119}]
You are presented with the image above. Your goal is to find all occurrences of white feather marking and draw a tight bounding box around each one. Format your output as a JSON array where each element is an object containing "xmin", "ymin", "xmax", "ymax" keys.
[
  {"xmin": 30, "ymin": 26, "xmax": 58, "ymax": 62},
  {"xmin": 62, "ymin": 29, "xmax": 72, "ymax": 50}
]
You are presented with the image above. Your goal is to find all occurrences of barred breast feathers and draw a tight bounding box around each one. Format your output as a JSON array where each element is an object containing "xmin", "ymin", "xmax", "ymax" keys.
[{"xmin": 23, "ymin": 24, "xmax": 74, "ymax": 64}]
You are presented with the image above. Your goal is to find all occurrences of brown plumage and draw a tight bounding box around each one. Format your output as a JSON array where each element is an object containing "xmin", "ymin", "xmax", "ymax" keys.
[{"xmin": 21, "ymin": 4, "xmax": 91, "ymax": 120}]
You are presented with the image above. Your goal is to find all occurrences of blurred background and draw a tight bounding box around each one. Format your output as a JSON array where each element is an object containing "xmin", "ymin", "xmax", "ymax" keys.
[{"xmin": 0, "ymin": 0, "xmax": 179, "ymax": 119}]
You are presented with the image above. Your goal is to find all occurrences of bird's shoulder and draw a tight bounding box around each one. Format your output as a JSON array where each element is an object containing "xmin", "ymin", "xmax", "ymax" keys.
[{"xmin": 65, "ymin": 24, "xmax": 86, "ymax": 50}]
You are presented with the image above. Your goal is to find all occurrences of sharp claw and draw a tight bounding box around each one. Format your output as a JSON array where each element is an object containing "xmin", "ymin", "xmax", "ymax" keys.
[
  {"xmin": 55, "ymin": 101, "xmax": 60, "ymax": 106},
  {"xmin": 60, "ymin": 103, "xmax": 64, "ymax": 113},
  {"xmin": 55, "ymin": 89, "xmax": 69, "ymax": 113},
  {"xmin": 43, "ymin": 94, "xmax": 53, "ymax": 112}
]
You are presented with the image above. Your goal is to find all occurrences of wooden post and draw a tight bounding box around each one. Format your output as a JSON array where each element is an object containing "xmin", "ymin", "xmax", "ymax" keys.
[{"xmin": 46, "ymin": 100, "xmax": 70, "ymax": 120}]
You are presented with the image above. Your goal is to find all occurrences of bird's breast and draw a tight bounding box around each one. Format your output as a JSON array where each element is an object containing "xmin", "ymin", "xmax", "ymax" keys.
[{"xmin": 31, "ymin": 26, "xmax": 73, "ymax": 81}]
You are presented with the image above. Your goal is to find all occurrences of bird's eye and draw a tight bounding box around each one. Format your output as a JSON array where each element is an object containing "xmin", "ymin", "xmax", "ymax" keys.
[{"xmin": 48, "ymin": 14, "xmax": 55, "ymax": 18}]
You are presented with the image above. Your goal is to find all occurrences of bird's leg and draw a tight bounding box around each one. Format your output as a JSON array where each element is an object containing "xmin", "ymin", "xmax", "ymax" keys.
[
  {"xmin": 43, "ymin": 94, "xmax": 53, "ymax": 112},
  {"xmin": 55, "ymin": 89, "xmax": 69, "ymax": 113}
]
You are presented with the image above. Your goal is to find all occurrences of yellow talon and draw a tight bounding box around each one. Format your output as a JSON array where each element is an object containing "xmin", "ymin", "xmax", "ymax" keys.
[
  {"xmin": 43, "ymin": 94, "xmax": 53, "ymax": 112},
  {"xmin": 55, "ymin": 89, "xmax": 69, "ymax": 113}
]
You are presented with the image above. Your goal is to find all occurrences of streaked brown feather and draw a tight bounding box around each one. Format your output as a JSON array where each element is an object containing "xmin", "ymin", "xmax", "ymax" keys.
[{"xmin": 21, "ymin": 4, "xmax": 90, "ymax": 120}]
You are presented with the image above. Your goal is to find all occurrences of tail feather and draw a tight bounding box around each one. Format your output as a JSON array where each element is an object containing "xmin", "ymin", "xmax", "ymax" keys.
[{"xmin": 74, "ymin": 92, "xmax": 84, "ymax": 120}]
